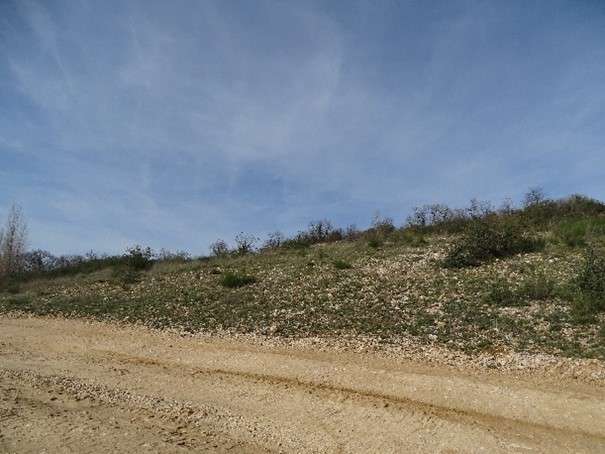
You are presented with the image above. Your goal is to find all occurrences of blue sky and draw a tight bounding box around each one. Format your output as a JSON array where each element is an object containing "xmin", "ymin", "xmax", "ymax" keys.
[{"xmin": 1, "ymin": 0, "xmax": 604, "ymax": 255}]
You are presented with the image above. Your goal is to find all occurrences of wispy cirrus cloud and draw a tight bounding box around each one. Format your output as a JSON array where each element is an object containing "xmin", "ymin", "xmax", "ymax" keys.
[{"xmin": 1, "ymin": 0, "xmax": 604, "ymax": 254}]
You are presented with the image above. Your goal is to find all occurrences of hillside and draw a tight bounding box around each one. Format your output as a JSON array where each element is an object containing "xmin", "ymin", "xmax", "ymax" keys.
[{"xmin": 1, "ymin": 194, "xmax": 604, "ymax": 361}]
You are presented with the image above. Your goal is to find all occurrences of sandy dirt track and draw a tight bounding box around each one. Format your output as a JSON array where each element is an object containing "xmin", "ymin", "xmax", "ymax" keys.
[{"xmin": 0, "ymin": 316, "xmax": 604, "ymax": 453}]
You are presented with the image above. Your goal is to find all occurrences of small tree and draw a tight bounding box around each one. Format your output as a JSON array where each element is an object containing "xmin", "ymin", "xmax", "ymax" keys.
[
  {"xmin": 156, "ymin": 248, "xmax": 191, "ymax": 261},
  {"xmin": 523, "ymin": 187, "xmax": 546, "ymax": 208},
  {"xmin": 0, "ymin": 204, "xmax": 28, "ymax": 276},
  {"xmin": 344, "ymin": 224, "xmax": 360, "ymax": 240},
  {"xmin": 124, "ymin": 245, "xmax": 154, "ymax": 270},
  {"xmin": 467, "ymin": 199, "xmax": 494, "ymax": 220},
  {"xmin": 263, "ymin": 231, "xmax": 285, "ymax": 249},
  {"xmin": 498, "ymin": 197, "xmax": 515, "ymax": 215},
  {"xmin": 23, "ymin": 249, "xmax": 57, "ymax": 273},
  {"xmin": 210, "ymin": 239, "xmax": 230, "ymax": 257},
  {"xmin": 371, "ymin": 213, "xmax": 395, "ymax": 235},
  {"xmin": 234, "ymin": 232, "xmax": 258, "ymax": 255}
]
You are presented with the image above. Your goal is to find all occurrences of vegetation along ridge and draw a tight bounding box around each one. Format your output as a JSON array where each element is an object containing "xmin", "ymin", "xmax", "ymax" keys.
[{"xmin": 1, "ymin": 189, "xmax": 604, "ymax": 360}]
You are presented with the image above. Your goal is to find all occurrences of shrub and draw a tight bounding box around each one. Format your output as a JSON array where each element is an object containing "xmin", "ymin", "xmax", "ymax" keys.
[
  {"xmin": 555, "ymin": 220, "xmax": 590, "ymax": 247},
  {"xmin": 333, "ymin": 259, "xmax": 352, "ymax": 270},
  {"xmin": 111, "ymin": 266, "xmax": 140, "ymax": 287},
  {"xmin": 156, "ymin": 248, "xmax": 191, "ymax": 261},
  {"xmin": 498, "ymin": 198, "xmax": 515, "ymax": 216},
  {"xmin": 282, "ymin": 220, "xmax": 344, "ymax": 248},
  {"xmin": 571, "ymin": 247, "xmax": 605, "ymax": 322},
  {"xmin": 406, "ymin": 201, "xmax": 485, "ymax": 234},
  {"xmin": 518, "ymin": 273, "xmax": 556, "ymax": 301},
  {"xmin": 210, "ymin": 239, "xmax": 230, "ymax": 257},
  {"xmin": 13, "ymin": 253, "xmax": 126, "ymax": 283},
  {"xmin": 343, "ymin": 225, "xmax": 361, "ymax": 241},
  {"xmin": 523, "ymin": 187, "xmax": 546, "ymax": 208},
  {"xmin": 575, "ymin": 247, "xmax": 605, "ymax": 298},
  {"xmin": 467, "ymin": 198, "xmax": 495, "ymax": 220},
  {"xmin": 407, "ymin": 204, "xmax": 457, "ymax": 230},
  {"xmin": 403, "ymin": 191, "xmax": 605, "ymax": 237},
  {"xmin": 394, "ymin": 230, "xmax": 427, "ymax": 247},
  {"xmin": 367, "ymin": 238, "xmax": 382, "ymax": 249},
  {"xmin": 444, "ymin": 219, "xmax": 543, "ymax": 268},
  {"xmin": 234, "ymin": 233, "xmax": 258, "ymax": 255},
  {"xmin": 0, "ymin": 278, "xmax": 21, "ymax": 294},
  {"xmin": 282, "ymin": 235, "xmax": 311, "ymax": 249},
  {"xmin": 484, "ymin": 273, "xmax": 557, "ymax": 307},
  {"xmin": 305, "ymin": 220, "xmax": 343, "ymax": 244},
  {"xmin": 483, "ymin": 280, "xmax": 523, "ymax": 307},
  {"xmin": 124, "ymin": 245, "xmax": 154, "ymax": 270},
  {"xmin": 522, "ymin": 193, "xmax": 605, "ymax": 228},
  {"xmin": 221, "ymin": 272, "xmax": 257, "ymax": 288},
  {"xmin": 554, "ymin": 218, "xmax": 605, "ymax": 248},
  {"xmin": 22, "ymin": 249, "xmax": 57, "ymax": 273},
  {"xmin": 362, "ymin": 214, "xmax": 395, "ymax": 248},
  {"xmin": 370, "ymin": 214, "xmax": 395, "ymax": 237},
  {"xmin": 571, "ymin": 295, "xmax": 602, "ymax": 324},
  {"xmin": 262, "ymin": 231, "xmax": 285, "ymax": 249}
]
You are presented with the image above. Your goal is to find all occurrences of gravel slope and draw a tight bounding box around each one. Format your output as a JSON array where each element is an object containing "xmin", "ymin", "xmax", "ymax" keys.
[{"xmin": 1, "ymin": 316, "xmax": 604, "ymax": 453}]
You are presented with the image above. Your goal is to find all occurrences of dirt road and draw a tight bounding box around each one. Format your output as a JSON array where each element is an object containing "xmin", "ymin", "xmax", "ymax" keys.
[{"xmin": 1, "ymin": 316, "xmax": 604, "ymax": 453}]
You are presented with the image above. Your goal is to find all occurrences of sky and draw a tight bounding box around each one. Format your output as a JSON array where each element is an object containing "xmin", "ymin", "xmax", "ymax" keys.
[{"xmin": 1, "ymin": 0, "xmax": 604, "ymax": 255}]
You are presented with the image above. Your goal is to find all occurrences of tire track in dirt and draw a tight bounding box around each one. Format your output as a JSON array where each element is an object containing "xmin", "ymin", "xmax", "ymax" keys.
[
  {"xmin": 188, "ymin": 366, "xmax": 605, "ymax": 441},
  {"xmin": 1, "ymin": 316, "xmax": 604, "ymax": 453},
  {"xmin": 0, "ymin": 369, "xmax": 270, "ymax": 453}
]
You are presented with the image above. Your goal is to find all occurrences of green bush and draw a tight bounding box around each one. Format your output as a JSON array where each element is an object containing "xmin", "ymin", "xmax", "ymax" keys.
[
  {"xmin": 221, "ymin": 272, "xmax": 257, "ymax": 288},
  {"xmin": 0, "ymin": 278, "xmax": 21, "ymax": 294},
  {"xmin": 1, "ymin": 294, "xmax": 32, "ymax": 308},
  {"xmin": 522, "ymin": 194, "xmax": 605, "ymax": 228},
  {"xmin": 210, "ymin": 239, "xmax": 230, "ymax": 257},
  {"xmin": 281, "ymin": 220, "xmax": 343, "ymax": 248},
  {"xmin": 571, "ymin": 247, "xmax": 605, "ymax": 322},
  {"xmin": 234, "ymin": 233, "xmax": 258, "ymax": 255},
  {"xmin": 483, "ymin": 280, "xmax": 523, "ymax": 307},
  {"xmin": 394, "ymin": 230, "xmax": 427, "ymax": 247},
  {"xmin": 281, "ymin": 236, "xmax": 311, "ymax": 249},
  {"xmin": 333, "ymin": 259, "xmax": 352, "ymax": 270},
  {"xmin": 406, "ymin": 203, "xmax": 470, "ymax": 233},
  {"xmin": 124, "ymin": 245, "xmax": 154, "ymax": 270},
  {"xmin": 369, "ymin": 214, "xmax": 395, "ymax": 237},
  {"xmin": 262, "ymin": 231, "xmax": 285, "ymax": 249},
  {"xmin": 444, "ymin": 219, "xmax": 544, "ymax": 268},
  {"xmin": 571, "ymin": 295, "xmax": 602, "ymax": 324},
  {"xmin": 484, "ymin": 273, "xmax": 557, "ymax": 307},
  {"xmin": 554, "ymin": 218, "xmax": 605, "ymax": 247},
  {"xmin": 575, "ymin": 247, "xmax": 605, "ymax": 298},
  {"xmin": 367, "ymin": 238, "xmax": 382, "ymax": 249},
  {"xmin": 111, "ymin": 266, "xmax": 140, "ymax": 286},
  {"xmin": 518, "ymin": 273, "xmax": 556, "ymax": 301},
  {"xmin": 555, "ymin": 220, "xmax": 589, "ymax": 247}
]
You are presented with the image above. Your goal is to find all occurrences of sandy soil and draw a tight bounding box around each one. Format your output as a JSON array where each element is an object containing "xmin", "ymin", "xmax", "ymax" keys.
[{"xmin": 1, "ymin": 316, "xmax": 604, "ymax": 453}]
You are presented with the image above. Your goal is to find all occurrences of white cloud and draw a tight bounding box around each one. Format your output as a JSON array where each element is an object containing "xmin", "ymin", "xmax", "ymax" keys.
[{"xmin": 2, "ymin": 0, "xmax": 604, "ymax": 253}]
